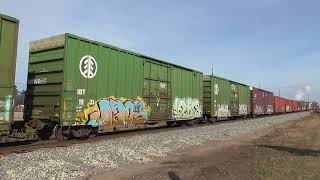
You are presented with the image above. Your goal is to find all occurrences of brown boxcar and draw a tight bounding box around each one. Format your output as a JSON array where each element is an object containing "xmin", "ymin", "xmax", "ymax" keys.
[
  {"xmin": 310, "ymin": 102, "xmax": 318, "ymax": 110},
  {"xmin": 250, "ymin": 87, "xmax": 274, "ymax": 116},
  {"xmin": 274, "ymin": 96, "xmax": 286, "ymax": 114}
]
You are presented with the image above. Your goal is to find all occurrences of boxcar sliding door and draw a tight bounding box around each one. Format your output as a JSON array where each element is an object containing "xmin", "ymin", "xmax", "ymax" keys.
[
  {"xmin": 143, "ymin": 60, "xmax": 171, "ymax": 122},
  {"xmin": 230, "ymin": 83, "xmax": 239, "ymax": 116}
]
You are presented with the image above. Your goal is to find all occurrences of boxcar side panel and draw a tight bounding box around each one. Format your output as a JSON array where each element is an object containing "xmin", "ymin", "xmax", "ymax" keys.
[
  {"xmin": 171, "ymin": 67, "xmax": 203, "ymax": 120},
  {"xmin": 274, "ymin": 96, "xmax": 286, "ymax": 113},
  {"xmin": 213, "ymin": 76, "xmax": 231, "ymax": 118},
  {"xmin": 285, "ymin": 99, "xmax": 292, "ymax": 113},
  {"xmin": 0, "ymin": 14, "xmax": 19, "ymax": 131},
  {"xmin": 238, "ymin": 84, "xmax": 250, "ymax": 116},
  {"xmin": 63, "ymin": 37, "xmax": 148, "ymax": 128}
]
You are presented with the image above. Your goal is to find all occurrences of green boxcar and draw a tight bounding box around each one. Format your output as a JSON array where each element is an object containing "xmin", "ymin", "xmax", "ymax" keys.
[
  {"xmin": 203, "ymin": 75, "xmax": 250, "ymax": 120},
  {"xmin": 0, "ymin": 14, "xmax": 19, "ymax": 135},
  {"xmin": 25, "ymin": 34, "xmax": 203, "ymax": 135}
]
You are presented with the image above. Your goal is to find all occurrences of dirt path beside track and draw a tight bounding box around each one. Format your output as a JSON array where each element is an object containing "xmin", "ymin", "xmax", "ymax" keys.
[{"xmin": 91, "ymin": 113, "xmax": 320, "ymax": 180}]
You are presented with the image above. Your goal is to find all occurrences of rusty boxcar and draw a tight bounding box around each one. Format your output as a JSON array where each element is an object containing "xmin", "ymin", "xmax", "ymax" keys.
[
  {"xmin": 250, "ymin": 87, "xmax": 274, "ymax": 116},
  {"xmin": 203, "ymin": 75, "xmax": 250, "ymax": 121},
  {"xmin": 25, "ymin": 33, "xmax": 203, "ymax": 139},
  {"xmin": 274, "ymin": 96, "xmax": 286, "ymax": 114}
]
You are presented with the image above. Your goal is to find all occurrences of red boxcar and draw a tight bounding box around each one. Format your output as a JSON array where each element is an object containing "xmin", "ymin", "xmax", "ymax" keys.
[
  {"xmin": 285, "ymin": 99, "xmax": 293, "ymax": 113},
  {"xmin": 297, "ymin": 101, "xmax": 303, "ymax": 112},
  {"xmin": 274, "ymin": 96, "xmax": 286, "ymax": 113},
  {"xmin": 250, "ymin": 87, "xmax": 274, "ymax": 115},
  {"xmin": 292, "ymin": 100, "xmax": 299, "ymax": 112}
]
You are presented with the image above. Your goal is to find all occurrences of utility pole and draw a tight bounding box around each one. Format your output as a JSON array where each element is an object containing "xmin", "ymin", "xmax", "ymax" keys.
[
  {"xmin": 211, "ymin": 64, "xmax": 214, "ymax": 76},
  {"xmin": 278, "ymin": 88, "xmax": 281, "ymax": 96}
]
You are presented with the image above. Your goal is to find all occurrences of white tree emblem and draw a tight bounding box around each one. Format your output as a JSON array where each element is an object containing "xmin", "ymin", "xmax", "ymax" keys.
[{"xmin": 79, "ymin": 55, "xmax": 98, "ymax": 79}]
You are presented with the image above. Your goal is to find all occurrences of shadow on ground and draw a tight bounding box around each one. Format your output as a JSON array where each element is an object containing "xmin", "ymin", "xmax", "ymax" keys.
[
  {"xmin": 255, "ymin": 144, "xmax": 320, "ymax": 157},
  {"xmin": 168, "ymin": 171, "xmax": 181, "ymax": 180}
]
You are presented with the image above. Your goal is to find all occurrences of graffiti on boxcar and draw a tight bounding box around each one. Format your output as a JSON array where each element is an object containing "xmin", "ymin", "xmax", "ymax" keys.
[
  {"xmin": 216, "ymin": 104, "xmax": 231, "ymax": 117},
  {"xmin": 74, "ymin": 96, "xmax": 151, "ymax": 127},
  {"xmin": 0, "ymin": 95, "xmax": 12, "ymax": 121},
  {"xmin": 239, "ymin": 104, "xmax": 248, "ymax": 115},
  {"xmin": 172, "ymin": 97, "xmax": 202, "ymax": 120},
  {"xmin": 266, "ymin": 105, "xmax": 274, "ymax": 114},
  {"xmin": 254, "ymin": 105, "xmax": 264, "ymax": 114}
]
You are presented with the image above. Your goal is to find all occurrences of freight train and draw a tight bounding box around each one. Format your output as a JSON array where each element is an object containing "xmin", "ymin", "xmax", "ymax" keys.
[{"xmin": 0, "ymin": 13, "xmax": 318, "ymax": 143}]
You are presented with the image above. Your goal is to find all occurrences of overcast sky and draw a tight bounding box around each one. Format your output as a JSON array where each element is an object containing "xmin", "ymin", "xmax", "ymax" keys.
[{"xmin": 1, "ymin": 0, "xmax": 319, "ymax": 102}]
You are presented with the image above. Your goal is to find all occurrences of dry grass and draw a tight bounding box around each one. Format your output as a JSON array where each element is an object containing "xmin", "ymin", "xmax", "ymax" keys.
[{"xmin": 251, "ymin": 114, "xmax": 320, "ymax": 179}]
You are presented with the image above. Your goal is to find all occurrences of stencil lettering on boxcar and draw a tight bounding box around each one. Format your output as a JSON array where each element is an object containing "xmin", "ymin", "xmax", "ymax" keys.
[{"xmin": 214, "ymin": 84, "xmax": 219, "ymax": 95}]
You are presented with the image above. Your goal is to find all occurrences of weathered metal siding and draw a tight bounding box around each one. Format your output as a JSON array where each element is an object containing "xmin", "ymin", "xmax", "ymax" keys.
[
  {"xmin": 0, "ymin": 14, "xmax": 19, "ymax": 132},
  {"xmin": 25, "ymin": 35, "xmax": 65, "ymax": 123},
  {"xmin": 203, "ymin": 76, "xmax": 250, "ymax": 119},
  {"xmin": 250, "ymin": 87, "xmax": 274, "ymax": 115},
  {"xmin": 274, "ymin": 96, "xmax": 286, "ymax": 113}
]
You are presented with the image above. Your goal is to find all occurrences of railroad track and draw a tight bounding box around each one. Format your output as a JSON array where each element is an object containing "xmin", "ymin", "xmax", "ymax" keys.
[{"xmin": 0, "ymin": 113, "xmax": 299, "ymax": 157}]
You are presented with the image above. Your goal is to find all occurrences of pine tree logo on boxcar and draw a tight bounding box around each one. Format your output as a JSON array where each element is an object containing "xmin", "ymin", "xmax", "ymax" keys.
[{"xmin": 79, "ymin": 55, "xmax": 98, "ymax": 79}]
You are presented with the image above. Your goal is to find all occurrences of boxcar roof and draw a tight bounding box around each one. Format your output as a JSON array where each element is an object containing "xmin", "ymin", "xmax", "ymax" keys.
[
  {"xmin": 251, "ymin": 87, "xmax": 273, "ymax": 94},
  {"xmin": 0, "ymin": 13, "xmax": 19, "ymax": 23},
  {"xmin": 30, "ymin": 33, "xmax": 202, "ymax": 73},
  {"xmin": 204, "ymin": 75, "xmax": 249, "ymax": 87}
]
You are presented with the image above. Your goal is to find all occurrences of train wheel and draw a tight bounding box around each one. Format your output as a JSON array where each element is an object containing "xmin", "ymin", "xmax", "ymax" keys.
[
  {"xmin": 210, "ymin": 117, "xmax": 216, "ymax": 123},
  {"xmin": 53, "ymin": 125, "xmax": 69, "ymax": 141},
  {"xmin": 166, "ymin": 121, "xmax": 173, "ymax": 127},
  {"xmin": 37, "ymin": 126, "xmax": 54, "ymax": 140},
  {"xmin": 89, "ymin": 128, "xmax": 98, "ymax": 138}
]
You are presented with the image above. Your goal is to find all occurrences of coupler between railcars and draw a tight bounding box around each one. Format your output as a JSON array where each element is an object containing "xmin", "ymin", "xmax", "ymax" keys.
[{"xmin": 202, "ymin": 112, "xmax": 216, "ymax": 123}]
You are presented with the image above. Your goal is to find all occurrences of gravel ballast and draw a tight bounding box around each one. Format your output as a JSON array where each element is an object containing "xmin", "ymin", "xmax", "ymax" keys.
[{"xmin": 0, "ymin": 112, "xmax": 310, "ymax": 180}]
